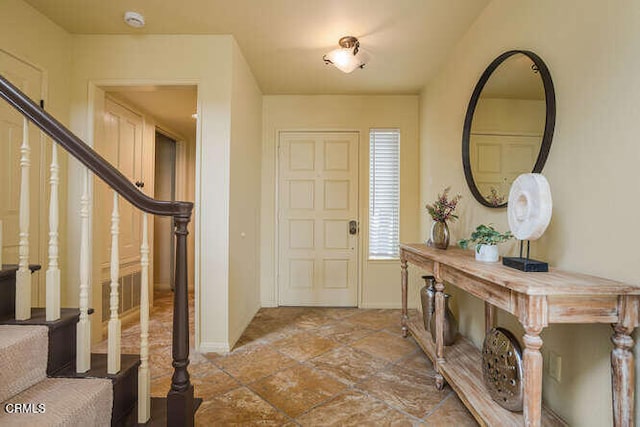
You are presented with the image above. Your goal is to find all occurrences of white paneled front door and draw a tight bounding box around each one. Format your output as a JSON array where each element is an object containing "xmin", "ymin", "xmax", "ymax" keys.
[{"xmin": 278, "ymin": 131, "xmax": 359, "ymax": 306}]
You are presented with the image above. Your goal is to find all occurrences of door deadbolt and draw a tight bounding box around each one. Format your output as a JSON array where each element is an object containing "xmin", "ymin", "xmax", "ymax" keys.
[{"xmin": 349, "ymin": 220, "xmax": 358, "ymax": 235}]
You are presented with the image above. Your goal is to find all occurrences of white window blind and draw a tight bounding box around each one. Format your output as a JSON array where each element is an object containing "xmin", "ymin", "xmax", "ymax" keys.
[{"xmin": 369, "ymin": 129, "xmax": 400, "ymax": 259}]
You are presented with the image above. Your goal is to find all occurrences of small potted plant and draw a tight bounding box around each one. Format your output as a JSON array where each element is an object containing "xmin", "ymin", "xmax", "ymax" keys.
[
  {"xmin": 425, "ymin": 187, "xmax": 462, "ymax": 249},
  {"xmin": 458, "ymin": 224, "xmax": 512, "ymax": 262}
]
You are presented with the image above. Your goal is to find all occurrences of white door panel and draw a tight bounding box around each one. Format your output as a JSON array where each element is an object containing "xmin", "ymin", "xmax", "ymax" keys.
[
  {"xmin": 470, "ymin": 134, "xmax": 540, "ymax": 198},
  {"xmin": 0, "ymin": 52, "xmax": 44, "ymax": 305},
  {"xmin": 100, "ymin": 98, "xmax": 143, "ymax": 264},
  {"xmin": 278, "ymin": 132, "xmax": 358, "ymax": 306}
]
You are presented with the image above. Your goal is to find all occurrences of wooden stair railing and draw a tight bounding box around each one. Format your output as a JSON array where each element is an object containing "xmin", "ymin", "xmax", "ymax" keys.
[{"xmin": 0, "ymin": 74, "xmax": 195, "ymax": 426}]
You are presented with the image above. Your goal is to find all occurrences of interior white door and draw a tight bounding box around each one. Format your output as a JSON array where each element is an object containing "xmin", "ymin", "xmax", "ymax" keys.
[
  {"xmin": 100, "ymin": 97, "xmax": 144, "ymax": 265},
  {"xmin": 0, "ymin": 51, "xmax": 44, "ymax": 305},
  {"xmin": 278, "ymin": 131, "xmax": 359, "ymax": 306}
]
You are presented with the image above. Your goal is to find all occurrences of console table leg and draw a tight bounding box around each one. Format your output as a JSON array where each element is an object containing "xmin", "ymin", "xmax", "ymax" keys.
[
  {"xmin": 611, "ymin": 325, "xmax": 634, "ymax": 427},
  {"xmin": 523, "ymin": 327, "xmax": 544, "ymax": 427},
  {"xmin": 611, "ymin": 295, "xmax": 639, "ymax": 427},
  {"xmin": 485, "ymin": 301, "xmax": 496, "ymax": 334},
  {"xmin": 434, "ymin": 275, "xmax": 446, "ymax": 390},
  {"xmin": 400, "ymin": 258, "xmax": 408, "ymax": 338}
]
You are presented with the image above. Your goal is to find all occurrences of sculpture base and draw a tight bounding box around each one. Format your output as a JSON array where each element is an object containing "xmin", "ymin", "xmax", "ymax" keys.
[{"xmin": 502, "ymin": 257, "xmax": 548, "ymax": 272}]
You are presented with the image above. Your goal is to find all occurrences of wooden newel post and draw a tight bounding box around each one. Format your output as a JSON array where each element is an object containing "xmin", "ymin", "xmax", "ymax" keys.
[{"xmin": 167, "ymin": 215, "xmax": 194, "ymax": 427}]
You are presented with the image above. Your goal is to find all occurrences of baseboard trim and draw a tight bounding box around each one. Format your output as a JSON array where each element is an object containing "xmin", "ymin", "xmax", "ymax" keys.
[
  {"xmin": 359, "ymin": 302, "xmax": 403, "ymax": 309},
  {"xmin": 197, "ymin": 341, "xmax": 231, "ymax": 354}
]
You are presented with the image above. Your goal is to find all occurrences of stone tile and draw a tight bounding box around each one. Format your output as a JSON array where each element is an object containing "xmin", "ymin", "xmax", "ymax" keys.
[
  {"xmin": 315, "ymin": 320, "xmax": 376, "ymax": 345},
  {"xmin": 305, "ymin": 307, "xmax": 360, "ymax": 321},
  {"xmin": 249, "ymin": 364, "xmax": 347, "ymax": 418},
  {"xmin": 395, "ymin": 349, "xmax": 437, "ymax": 377},
  {"xmin": 150, "ymin": 374, "xmax": 172, "ymax": 397},
  {"xmin": 357, "ymin": 363, "xmax": 450, "ymax": 419},
  {"xmin": 115, "ymin": 295, "xmax": 471, "ymax": 425},
  {"xmin": 295, "ymin": 390, "xmax": 420, "ymax": 426},
  {"xmin": 195, "ymin": 387, "xmax": 291, "ymax": 426},
  {"xmin": 272, "ymin": 332, "xmax": 339, "ymax": 361},
  {"xmin": 236, "ymin": 318, "xmax": 299, "ymax": 347},
  {"xmin": 292, "ymin": 310, "xmax": 335, "ymax": 329},
  {"xmin": 149, "ymin": 352, "xmax": 174, "ymax": 377},
  {"xmin": 308, "ymin": 346, "xmax": 389, "ymax": 386},
  {"xmin": 352, "ymin": 330, "xmax": 418, "ymax": 363},
  {"xmin": 213, "ymin": 346, "xmax": 297, "ymax": 383},
  {"xmin": 191, "ymin": 368, "xmax": 240, "ymax": 399},
  {"xmin": 423, "ymin": 394, "xmax": 478, "ymax": 426},
  {"xmin": 346, "ymin": 309, "xmax": 402, "ymax": 331}
]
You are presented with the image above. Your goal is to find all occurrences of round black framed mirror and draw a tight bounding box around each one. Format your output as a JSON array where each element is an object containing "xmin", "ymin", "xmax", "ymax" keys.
[{"xmin": 462, "ymin": 50, "xmax": 555, "ymax": 208}]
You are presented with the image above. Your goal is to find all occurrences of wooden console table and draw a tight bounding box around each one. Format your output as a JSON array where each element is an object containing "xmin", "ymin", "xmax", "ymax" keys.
[{"xmin": 400, "ymin": 243, "xmax": 640, "ymax": 427}]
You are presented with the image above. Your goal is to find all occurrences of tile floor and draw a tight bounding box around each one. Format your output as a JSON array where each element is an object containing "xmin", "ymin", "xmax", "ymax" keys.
[{"xmin": 94, "ymin": 292, "xmax": 478, "ymax": 426}]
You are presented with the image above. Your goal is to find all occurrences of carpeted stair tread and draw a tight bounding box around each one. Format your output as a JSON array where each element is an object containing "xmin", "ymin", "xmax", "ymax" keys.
[
  {"xmin": 0, "ymin": 325, "xmax": 48, "ymax": 403},
  {"xmin": 0, "ymin": 377, "xmax": 112, "ymax": 427}
]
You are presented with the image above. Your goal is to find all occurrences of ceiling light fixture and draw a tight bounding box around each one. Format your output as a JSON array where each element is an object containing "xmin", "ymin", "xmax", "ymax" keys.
[
  {"xmin": 124, "ymin": 11, "xmax": 145, "ymax": 28},
  {"xmin": 323, "ymin": 36, "xmax": 368, "ymax": 73}
]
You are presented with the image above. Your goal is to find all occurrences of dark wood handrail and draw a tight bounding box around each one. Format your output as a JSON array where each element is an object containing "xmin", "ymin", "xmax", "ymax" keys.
[
  {"xmin": 1, "ymin": 72, "xmax": 196, "ymax": 424},
  {"xmin": 0, "ymin": 74, "xmax": 192, "ymax": 218}
]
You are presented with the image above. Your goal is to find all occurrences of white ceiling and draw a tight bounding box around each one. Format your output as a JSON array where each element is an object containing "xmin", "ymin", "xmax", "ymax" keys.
[{"xmin": 24, "ymin": 0, "xmax": 491, "ymax": 95}]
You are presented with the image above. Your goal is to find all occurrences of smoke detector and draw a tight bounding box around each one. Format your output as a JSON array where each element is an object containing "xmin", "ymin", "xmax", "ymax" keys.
[{"xmin": 124, "ymin": 11, "xmax": 145, "ymax": 28}]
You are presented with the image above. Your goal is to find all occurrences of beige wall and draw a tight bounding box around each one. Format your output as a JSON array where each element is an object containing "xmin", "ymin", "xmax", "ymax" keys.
[
  {"xmin": 0, "ymin": 0, "xmax": 72, "ymax": 304},
  {"xmin": 228, "ymin": 41, "xmax": 263, "ymax": 348},
  {"xmin": 69, "ymin": 34, "xmax": 234, "ymax": 350},
  {"xmin": 261, "ymin": 95, "xmax": 420, "ymax": 309},
  {"xmin": 419, "ymin": 0, "xmax": 640, "ymax": 425}
]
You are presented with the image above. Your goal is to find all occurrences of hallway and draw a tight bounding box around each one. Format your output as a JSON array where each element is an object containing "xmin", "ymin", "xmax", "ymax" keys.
[{"xmin": 95, "ymin": 292, "xmax": 477, "ymax": 425}]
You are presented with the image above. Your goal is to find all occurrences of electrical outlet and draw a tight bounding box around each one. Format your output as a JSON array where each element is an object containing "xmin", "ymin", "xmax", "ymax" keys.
[{"xmin": 549, "ymin": 350, "xmax": 562, "ymax": 382}]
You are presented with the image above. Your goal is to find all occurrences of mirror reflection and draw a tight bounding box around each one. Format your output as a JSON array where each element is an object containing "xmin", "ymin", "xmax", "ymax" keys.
[{"xmin": 464, "ymin": 51, "xmax": 552, "ymax": 207}]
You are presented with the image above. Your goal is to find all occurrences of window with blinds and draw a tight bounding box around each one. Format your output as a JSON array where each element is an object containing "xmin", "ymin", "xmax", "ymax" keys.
[{"xmin": 369, "ymin": 129, "xmax": 400, "ymax": 259}]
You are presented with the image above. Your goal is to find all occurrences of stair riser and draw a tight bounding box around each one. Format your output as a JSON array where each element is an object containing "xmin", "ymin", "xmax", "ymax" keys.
[
  {"xmin": 0, "ymin": 265, "xmax": 41, "ymax": 321},
  {"xmin": 111, "ymin": 361, "xmax": 138, "ymax": 427},
  {"xmin": 46, "ymin": 316, "xmax": 77, "ymax": 375},
  {"xmin": 0, "ymin": 272, "xmax": 16, "ymax": 320}
]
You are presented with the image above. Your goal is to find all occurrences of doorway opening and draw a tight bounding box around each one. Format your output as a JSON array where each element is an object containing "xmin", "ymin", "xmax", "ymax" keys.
[{"xmin": 91, "ymin": 84, "xmax": 197, "ymax": 338}]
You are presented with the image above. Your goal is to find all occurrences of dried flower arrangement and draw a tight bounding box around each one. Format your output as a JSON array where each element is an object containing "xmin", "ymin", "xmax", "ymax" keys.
[
  {"xmin": 426, "ymin": 187, "xmax": 462, "ymax": 223},
  {"xmin": 486, "ymin": 187, "xmax": 506, "ymax": 207}
]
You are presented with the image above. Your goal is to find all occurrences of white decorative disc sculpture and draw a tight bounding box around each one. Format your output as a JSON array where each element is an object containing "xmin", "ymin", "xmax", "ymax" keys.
[{"xmin": 507, "ymin": 174, "xmax": 552, "ymax": 241}]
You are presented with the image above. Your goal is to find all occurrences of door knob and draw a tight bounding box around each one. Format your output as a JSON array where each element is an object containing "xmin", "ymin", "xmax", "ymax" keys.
[{"xmin": 349, "ymin": 220, "xmax": 359, "ymax": 235}]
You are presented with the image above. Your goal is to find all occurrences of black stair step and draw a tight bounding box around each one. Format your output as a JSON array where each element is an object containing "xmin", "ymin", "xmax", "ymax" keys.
[
  {"xmin": 55, "ymin": 353, "xmax": 141, "ymax": 427},
  {"xmin": 0, "ymin": 264, "xmax": 41, "ymax": 321},
  {"xmin": 0, "ymin": 307, "xmax": 92, "ymax": 375}
]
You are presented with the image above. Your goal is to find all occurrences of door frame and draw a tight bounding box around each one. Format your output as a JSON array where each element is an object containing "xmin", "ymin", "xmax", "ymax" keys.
[
  {"xmin": 86, "ymin": 79, "xmax": 201, "ymax": 345},
  {"xmin": 274, "ymin": 129, "xmax": 361, "ymax": 307}
]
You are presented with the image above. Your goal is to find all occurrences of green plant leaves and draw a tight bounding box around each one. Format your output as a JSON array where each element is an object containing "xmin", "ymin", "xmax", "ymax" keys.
[{"xmin": 457, "ymin": 224, "xmax": 512, "ymax": 249}]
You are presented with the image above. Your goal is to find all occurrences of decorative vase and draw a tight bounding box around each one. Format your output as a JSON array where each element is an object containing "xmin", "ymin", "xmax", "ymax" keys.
[
  {"xmin": 429, "ymin": 221, "xmax": 450, "ymax": 249},
  {"xmin": 429, "ymin": 293, "xmax": 458, "ymax": 346},
  {"xmin": 475, "ymin": 244, "xmax": 499, "ymax": 262},
  {"xmin": 419, "ymin": 275, "xmax": 436, "ymax": 331}
]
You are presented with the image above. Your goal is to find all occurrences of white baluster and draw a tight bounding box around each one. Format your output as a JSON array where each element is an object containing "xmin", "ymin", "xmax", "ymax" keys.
[
  {"xmin": 46, "ymin": 144, "xmax": 61, "ymax": 321},
  {"xmin": 16, "ymin": 117, "xmax": 31, "ymax": 320},
  {"xmin": 138, "ymin": 212, "xmax": 150, "ymax": 423},
  {"xmin": 76, "ymin": 168, "xmax": 91, "ymax": 373},
  {"xmin": 108, "ymin": 192, "xmax": 121, "ymax": 374}
]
